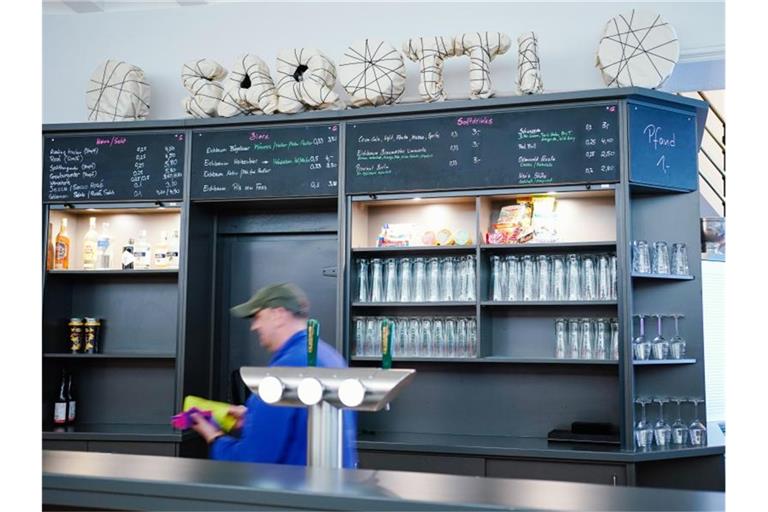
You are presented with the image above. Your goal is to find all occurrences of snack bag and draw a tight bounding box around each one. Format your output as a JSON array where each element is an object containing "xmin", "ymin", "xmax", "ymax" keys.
[
  {"xmin": 377, "ymin": 223, "xmax": 414, "ymax": 247},
  {"xmin": 489, "ymin": 202, "xmax": 534, "ymax": 244},
  {"xmin": 531, "ymin": 196, "xmax": 558, "ymax": 243},
  {"xmin": 177, "ymin": 395, "xmax": 238, "ymax": 433}
]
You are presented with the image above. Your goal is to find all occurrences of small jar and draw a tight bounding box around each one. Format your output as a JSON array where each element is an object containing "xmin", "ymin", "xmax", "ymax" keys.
[
  {"xmin": 68, "ymin": 318, "xmax": 84, "ymax": 353},
  {"xmin": 84, "ymin": 317, "xmax": 102, "ymax": 354}
]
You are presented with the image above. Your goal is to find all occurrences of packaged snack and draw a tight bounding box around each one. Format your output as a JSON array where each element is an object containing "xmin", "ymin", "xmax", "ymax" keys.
[
  {"xmin": 531, "ymin": 196, "xmax": 558, "ymax": 242},
  {"xmin": 489, "ymin": 202, "xmax": 534, "ymax": 244},
  {"xmin": 376, "ymin": 223, "xmax": 414, "ymax": 247}
]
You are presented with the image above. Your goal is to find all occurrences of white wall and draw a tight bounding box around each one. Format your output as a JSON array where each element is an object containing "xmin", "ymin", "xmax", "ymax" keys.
[{"xmin": 43, "ymin": 1, "xmax": 725, "ymax": 123}]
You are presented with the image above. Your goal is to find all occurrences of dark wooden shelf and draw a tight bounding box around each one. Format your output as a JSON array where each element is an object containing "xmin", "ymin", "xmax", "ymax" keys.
[
  {"xmin": 480, "ymin": 241, "xmax": 616, "ymax": 251},
  {"xmin": 352, "ymin": 302, "xmax": 476, "ymax": 307},
  {"xmin": 633, "ymin": 359, "xmax": 697, "ymax": 365},
  {"xmin": 352, "ymin": 356, "xmax": 618, "ymax": 365},
  {"xmin": 481, "ymin": 300, "xmax": 617, "ymax": 307},
  {"xmin": 351, "ymin": 245, "xmax": 476, "ymax": 254},
  {"xmin": 631, "ymin": 272, "xmax": 694, "ymax": 280},
  {"xmin": 43, "ymin": 353, "xmax": 176, "ymax": 359},
  {"xmin": 47, "ymin": 269, "xmax": 179, "ymax": 276},
  {"xmin": 42, "ymin": 423, "xmax": 186, "ymax": 442}
]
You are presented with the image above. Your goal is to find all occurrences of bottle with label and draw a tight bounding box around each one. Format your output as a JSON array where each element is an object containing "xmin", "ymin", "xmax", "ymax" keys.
[
  {"xmin": 153, "ymin": 231, "xmax": 170, "ymax": 268},
  {"xmin": 134, "ymin": 230, "xmax": 152, "ymax": 270},
  {"xmin": 66, "ymin": 373, "xmax": 76, "ymax": 425},
  {"xmin": 83, "ymin": 217, "xmax": 98, "ymax": 270},
  {"xmin": 96, "ymin": 222, "xmax": 112, "ymax": 269},
  {"xmin": 54, "ymin": 369, "xmax": 68, "ymax": 425},
  {"xmin": 122, "ymin": 238, "xmax": 135, "ymax": 270},
  {"xmin": 47, "ymin": 222, "xmax": 54, "ymax": 271},
  {"xmin": 54, "ymin": 218, "xmax": 70, "ymax": 270},
  {"xmin": 167, "ymin": 230, "xmax": 180, "ymax": 268}
]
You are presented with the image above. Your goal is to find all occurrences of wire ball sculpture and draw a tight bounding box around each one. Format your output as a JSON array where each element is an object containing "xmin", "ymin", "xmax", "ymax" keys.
[
  {"xmin": 86, "ymin": 60, "xmax": 150, "ymax": 121},
  {"xmin": 339, "ymin": 39, "xmax": 406, "ymax": 107}
]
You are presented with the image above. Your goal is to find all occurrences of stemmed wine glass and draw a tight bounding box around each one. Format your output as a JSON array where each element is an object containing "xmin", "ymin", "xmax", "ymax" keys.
[
  {"xmin": 671, "ymin": 397, "xmax": 689, "ymax": 446},
  {"xmin": 669, "ymin": 314, "xmax": 686, "ymax": 360},
  {"xmin": 653, "ymin": 397, "xmax": 672, "ymax": 447},
  {"xmin": 633, "ymin": 314, "xmax": 651, "ymax": 360},
  {"xmin": 688, "ymin": 398, "xmax": 707, "ymax": 446},
  {"xmin": 651, "ymin": 314, "xmax": 669, "ymax": 360},
  {"xmin": 634, "ymin": 397, "xmax": 654, "ymax": 449}
]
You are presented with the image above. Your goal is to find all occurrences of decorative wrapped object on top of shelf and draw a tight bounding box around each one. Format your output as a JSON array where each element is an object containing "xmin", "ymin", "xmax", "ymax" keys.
[
  {"xmin": 339, "ymin": 39, "xmax": 406, "ymax": 107},
  {"xmin": 217, "ymin": 54, "xmax": 278, "ymax": 117},
  {"xmin": 181, "ymin": 59, "xmax": 227, "ymax": 118},
  {"xmin": 517, "ymin": 32, "xmax": 544, "ymax": 95},
  {"xmin": 454, "ymin": 32, "xmax": 511, "ymax": 99},
  {"xmin": 275, "ymin": 48, "xmax": 340, "ymax": 113},
  {"xmin": 403, "ymin": 36, "xmax": 457, "ymax": 102},
  {"xmin": 596, "ymin": 9, "xmax": 679, "ymax": 88},
  {"xmin": 86, "ymin": 60, "xmax": 150, "ymax": 121}
]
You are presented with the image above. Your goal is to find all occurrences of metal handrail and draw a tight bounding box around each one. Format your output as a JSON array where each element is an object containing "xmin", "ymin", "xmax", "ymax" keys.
[
  {"xmin": 698, "ymin": 91, "xmax": 725, "ymax": 126},
  {"xmin": 703, "ymin": 124, "xmax": 726, "ymax": 153},
  {"xmin": 700, "ymin": 147, "xmax": 726, "ymax": 179},
  {"xmin": 699, "ymin": 172, "xmax": 726, "ymax": 215}
]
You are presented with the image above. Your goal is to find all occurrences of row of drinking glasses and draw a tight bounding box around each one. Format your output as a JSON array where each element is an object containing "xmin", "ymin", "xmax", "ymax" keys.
[
  {"xmin": 633, "ymin": 314, "xmax": 687, "ymax": 360},
  {"xmin": 354, "ymin": 316, "xmax": 478, "ymax": 358},
  {"xmin": 632, "ymin": 240, "xmax": 690, "ymax": 276},
  {"xmin": 554, "ymin": 317, "xmax": 619, "ymax": 360},
  {"xmin": 635, "ymin": 397, "xmax": 707, "ymax": 448},
  {"xmin": 356, "ymin": 256, "xmax": 477, "ymax": 303},
  {"xmin": 490, "ymin": 253, "xmax": 617, "ymax": 302}
]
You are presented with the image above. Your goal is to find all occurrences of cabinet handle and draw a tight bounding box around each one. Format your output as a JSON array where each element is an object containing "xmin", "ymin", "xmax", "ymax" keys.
[{"xmin": 612, "ymin": 475, "xmax": 617, "ymax": 486}]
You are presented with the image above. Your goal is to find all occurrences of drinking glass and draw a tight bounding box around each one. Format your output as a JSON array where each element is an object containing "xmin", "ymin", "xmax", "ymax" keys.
[
  {"xmin": 580, "ymin": 318, "xmax": 594, "ymax": 359},
  {"xmin": 551, "ymin": 255, "xmax": 567, "ymax": 301},
  {"xmin": 633, "ymin": 314, "xmax": 651, "ymax": 361},
  {"xmin": 521, "ymin": 255, "xmax": 536, "ymax": 301},
  {"xmin": 688, "ymin": 399, "xmax": 707, "ymax": 446},
  {"xmin": 610, "ymin": 318, "xmax": 620, "ymax": 360},
  {"xmin": 490, "ymin": 255, "xmax": 504, "ymax": 301},
  {"xmin": 445, "ymin": 317, "xmax": 458, "ymax": 358},
  {"xmin": 398, "ymin": 257, "xmax": 412, "ymax": 302},
  {"xmin": 365, "ymin": 317, "xmax": 378, "ymax": 356},
  {"xmin": 671, "ymin": 398, "xmax": 689, "ymax": 446},
  {"xmin": 407, "ymin": 317, "xmax": 421, "ymax": 357},
  {"xmin": 609, "ymin": 254, "xmax": 618, "ymax": 300},
  {"xmin": 374, "ymin": 316, "xmax": 386, "ymax": 356},
  {"xmin": 354, "ymin": 317, "xmax": 366, "ymax": 356},
  {"xmin": 419, "ymin": 318, "xmax": 433, "ymax": 357},
  {"xmin": 457, "ymin": 318, "xmax": 468, "ymax": 358},
  {"xmin": 467, "ymin": 318, "xmax": 478, "ymax": 358},
  {"xmin": 582, "ymin": 255, "xmax": 597, "ymax": 301},
  {"xmin": 505, "ymin": 255, "xmax": 521, "ymax": 301},
  {"xmin": 370, "ymin": 258, "xmax": 384, "ymax": 302},
  {"xmin": 356, "ymin": 259, "xmax": 369, "ymax": 302},
  {"xmin": 594, "ymin": 318, "xmax": 609, "ymax": 360},
  {"xmin": 652, "ymin": 241, "xmax": 670, "ymax": 275},
  {"xmin": 669, "ymin": 314, "xmax": 686, "ymax": 360},
  {"xmin": 671, "ymin": 242, "xmax": 690, "ymax": 276},
  {"xmin": 554, "ymin": 318, "xmax": 567, "ymax": 359},
  {"xmin": 632, "ymin": 240, "xmax": 651, "ymax": 274},
  {"xmin": 653, "ymin": 397, "xmax": 672, "ymax": 447},
  {"xmin": 536, "ymin": 255, "xmax": 552, "ymax": 301},
  {"xmin": 441, "ymin": 257, "xmax": 456, "ymax": 301},
  {"xmin": 651, "ymin": 314, "xmax": 669, "ymax": 360},
  {"xmin": 635, "ymin": 398, "xmax": 654, "ymax": 449},
  {"xmin": 597, "ymin": 254, "xmax": 611, "ymax": 300},
  {"xmin": 384, "ymin": 258, "xmax": 398, "ymax": 302},
  {"xmin": 413, "ymin": 257, "xmax": 427, "ymax": 302},
  {"xmin": 426, "ymin": 257, "xmax": 440, "ymax": 302},
  {"xmin": 566, "ymin": 253, "xmax": 581, "ymax": 301},
  {"xmin": 432, "ymin": 318, "xmax": 445, "ymax": 357},
  {"xmin": 465, "ymin": 256, "xmax": 477, "ymax": 301},
  {"xmin": 568, "ymin": 318, "xmax": 580, "ymax": 359},
  {"xmin": 395, "ymin": 318, "xmax": 409, "ymax": 357}
]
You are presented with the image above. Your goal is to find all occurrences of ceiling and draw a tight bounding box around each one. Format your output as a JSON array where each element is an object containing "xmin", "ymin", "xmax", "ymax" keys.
[{"xmin": 43, "ymin": 1, "xmax": 213, "ymax": 15}]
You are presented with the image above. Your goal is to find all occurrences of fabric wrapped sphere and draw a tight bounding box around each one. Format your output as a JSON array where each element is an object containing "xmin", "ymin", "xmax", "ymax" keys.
[
  {"xmin": 517, "ymin": 32, "xmax": 544, "ymax": 95},
  {"xmin": 275, "ymin": 48, "xmax": 340, "ymax": 113},
  {"xmin": 454, "ymin": 32, "xmax": 511, "ymax": 99},
  {"xmin": 596, "ymin": 9, "xmax": 679, "ymax": 88},
  {"xmin": 86, "ymin": 60, "xmax": 150, "ymax": 121},
  {"xmin": 181, "ymin": 58, "xmax": 227, "ymax": 118},
  {"xmin": 339, "ymin": 39, "xmax": 406, "ymax": 107},
  {"xmin": 218, "ymin": 54, "xmax": 278, "ymax": 117},
  {"xmin": 403, "ymin": 36, "xmax": 457, "ymax": 102}
]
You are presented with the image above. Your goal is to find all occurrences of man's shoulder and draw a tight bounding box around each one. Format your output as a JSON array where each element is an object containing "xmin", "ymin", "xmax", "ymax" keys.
[{"xmin": 274, "ymin": 338, "xmax": 347, "ymax": 368}]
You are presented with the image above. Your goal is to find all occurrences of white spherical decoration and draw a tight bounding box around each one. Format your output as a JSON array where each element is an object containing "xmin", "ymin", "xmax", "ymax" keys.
[{"xmin": 339, "ymin": 39, "xmax": 406, "ymax": 107}]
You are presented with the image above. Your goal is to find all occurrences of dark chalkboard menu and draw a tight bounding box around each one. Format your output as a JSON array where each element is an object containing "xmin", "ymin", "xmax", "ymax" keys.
[
  {"xmin": 190, "ymin": 124, "xmax": 339, "ymax": 199},
  {"xmin": 346, "ymin": 104, "xmax": 620, "ymax": 194},
  {"xmin": 629, "ymin": 102, "xmax": 698, "ymax": 191},
  {"xmin": 44, "ymin": 132, "xmax": 185, "ymax": 202}
]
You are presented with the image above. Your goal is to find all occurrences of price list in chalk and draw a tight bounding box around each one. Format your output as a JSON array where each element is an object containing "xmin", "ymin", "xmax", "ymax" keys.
[
  {"xmin": 190, "ymin": 124, "xmax": 339, "ymax": 199},
  {"xmin": 43, "ymin": 132, "xmax": 186, "ymax": 202}
]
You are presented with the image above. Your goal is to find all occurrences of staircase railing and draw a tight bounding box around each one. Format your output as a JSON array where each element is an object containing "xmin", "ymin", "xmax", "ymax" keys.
[{"xmin": 694, "ymin": 91, "xmax": 725, "ymax": 216}]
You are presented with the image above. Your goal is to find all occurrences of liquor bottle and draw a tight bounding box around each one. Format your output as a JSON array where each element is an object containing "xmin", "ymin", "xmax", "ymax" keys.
[
  {"xmin": 83, "ymin": 217, "xmax": 98, "ymax": 270},
  {"xmin": 54, "ymin": 218, "xmax": 70, "ymax": 270},
  {"xmin": 122, "ymin": 238, "xmax": 135, "ymax": 270},
  {"xmin": 46, "ymin": 222, "xmax": 54, "ymax": 271},
  {"xmin": 54, "ymin": 370, "xmax": 68, "ymax": 425},
  {"xmin": 153, "ymin": 231, "xmax": 170, "ymax": 268},
  {"xmin": 66, "ymin": 373, "xmax": 77, "ymax": 425},
  {"xmin": 167, "ymin": 230, "xmax": 180, "ymax": 268},
  {"xmin": 134, "ymin": 230, "xmax": 152, "ymax": 270},
  {"xmin": 96, "ymin": 222, "xmax": 112, "ymax": 269}
]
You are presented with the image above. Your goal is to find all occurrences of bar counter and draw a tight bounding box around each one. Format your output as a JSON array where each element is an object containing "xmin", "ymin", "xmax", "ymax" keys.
[{"xmin": 43, "ymin": 450, "xmax": 724, "ymax": 511}]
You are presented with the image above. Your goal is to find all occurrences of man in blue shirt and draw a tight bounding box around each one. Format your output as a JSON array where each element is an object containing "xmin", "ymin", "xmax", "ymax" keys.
[{"xmin": 190, "ymin": 283, "xmax": 357, "ymax": 468}]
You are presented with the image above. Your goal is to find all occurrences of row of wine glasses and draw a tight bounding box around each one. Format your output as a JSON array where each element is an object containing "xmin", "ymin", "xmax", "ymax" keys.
[
  {"xmin": 356, "ymin": 256, "xmax": 476, "ymax": 303},
  {"xmin": 554, "ymin": 317, "xmax": 619, "ymax": 360},
  {"xmin": 633, "ymin": 314, "xmax": 687, "ymax": 360},
  {"xmin": 490, "ymin": 253, "xmax": 617, "ymax": 302},
  {"xmin": 354, "ymin": 316, "xmax": 478, "ymax": 359},
  {"xmin": 635, "ymin": 397, "xmax": 707, "ymax": 448},
  {"xmin": 632, "ymin": 240, "xmax": 690, "ymax": 276}
]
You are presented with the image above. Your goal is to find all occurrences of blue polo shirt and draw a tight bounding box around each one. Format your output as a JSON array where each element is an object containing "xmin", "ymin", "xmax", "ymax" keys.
[{"xmin": 210, "ymin": 330, "xmax": 358, "ymax": 468}]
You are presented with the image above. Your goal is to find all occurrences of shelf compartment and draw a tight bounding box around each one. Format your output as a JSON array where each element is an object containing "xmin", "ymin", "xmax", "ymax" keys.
[
  {"xmin": 42, "ymin": 423, "xmax": 184, "ymax": 442},
  {"xmin": 47, "ymin": 269, "xmax": 179, "ymax": 276},
  {"xmin": 631, "ymin": 272, "xmax": 694, "ymax": 281},
  {"xmin": 43, "ymin": 353, "xmax": 175, "ymax": 359},
  {"xmin": 351, "ymin": 245, "xmax": 476, "ymax": 255},
  {"xmin": 633, "ymin": 359, "xmax": 697, "ymax": 365},
  {"xmin": 481, "ymin": 300, "xmax": 617, "ymax": 307},
  {"xmin": 352, "ymin": 302, "xmax": 476, "ymax": 308},
  {"xmin": 352, "ymin": 356, "xmax": 618, "ymax": 365},
  {"xmin": 481, "ymin": 241, "xmax": 616, "ymax": 251}
]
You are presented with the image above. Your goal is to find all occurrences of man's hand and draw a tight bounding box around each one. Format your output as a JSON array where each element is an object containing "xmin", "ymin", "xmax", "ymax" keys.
[
  {"xmin": 228, "ymin": 405, "xmax": 247, "ymax": 429},
  {"xmin": 190, "ymin": 412, "xmax": 224, "ymax": 444}
]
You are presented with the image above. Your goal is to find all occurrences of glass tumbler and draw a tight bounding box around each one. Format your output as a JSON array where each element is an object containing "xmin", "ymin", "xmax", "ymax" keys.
[
  {"xmin": 441, "ymin": 257, "xmax": 456, "ymax": 301},
  {"xmin": 395, "ymin": 318, "xmax": 409, "ymax": 357},
  {"xmin": 609, "ymin": 255, "xmax": 618, "ymax": 300},
  {"xmin": 419, "ymin": 318, "xmax": 433, "ymax": 357},
  {"xmin": 356, "ymin": 259, "xmax": 369, "ymax": 302},
  {"xmin": 432, "ymin": 318, "xmax": 445, "ymax": 357},
  {"xmin": 554, "ymin": 318, "xmax": 567, "ymax": 359},
  {"xmin": 354, "ymin": 317, "xmax": 366, "ymax": 356},
  {"xmin": 610, "ymin": 318, "xmax": 620, "ymax": 360},
  {"xmin": 370, "ymin": 258, "xmax": 384, "ymax": 302},
  {"xmin": 597, "ymin": 254, "xmax": 611, "ymax": 300},
  {"xmin": 457, "ymin": 318, "xmax": 468, "ymax": 358},
  {"xmin": 412, "ymin": 257, "xmax": 427, "ymax": 302},
  {"xmin": 536, "ymin": 255, "xmax": 551, "ymax": 301},
  {"xmin": 582, "ymin": 255, "xmax": 597, "ymax": 301},
  {"xmin": 595, "ymin": 318, "xmax": 609, "ymax": 360},
  {"xmin": 521, "ymin": 255, "xmax": 536, "ymax": 301},
  {"xmin": 652, "ymin": 241, "xmax": 670, "ymax": 275},
  {"xmin": 398, "ymin": 257, "xmax": 412, "ymax": 302},
  {"xmin": 632, "ymin": 240, "xmax": 651, "ymax": 274},
  {"xmin": 384, "ymin": 258, "xmax": 398, "ymax": 302},
  {"xmin": 580, "ymin": 318, "xmax": 594, "ymax": 359},
  {"xmin": 407, "ymin": 317, "xmax": 421, "ymax": 356},
  {"xmin": 445, "ymin": 317, "xmax": 458, "ymax": 358},
  {"xmin": 671, "ymin": 242, "xmax": 690, "ymax": 276},
  {"xmin": 467, "ymin": 318, "xmax": 478, "ymax": 358},
  {"xmin": 551, "ymin": 256, "xmax": 567, "ymax": 301},
  {"xmin": 505, "ymin": 255, "xmax": 521, "ymax": 301},
  {"xmin": 566, "ymin": 253, "xmax": 581, "ymax": 301},
  {"xmin": 490, "ymin": 255, "xmax": 504, "ymax": 301},
  {"xmin": 426, "ymin": 257, "xmax": 440, "ymax": 302},
  {"xmin": 568, "ymin": 318, "xmax": 580, "ymax": 359},
  {"xmin": 464, "ymin": 256, "xmax": 477, "ymax": 301},
  {"xmin": 365, "ymin": 317, "xmax": 378, "ymax": 356}
]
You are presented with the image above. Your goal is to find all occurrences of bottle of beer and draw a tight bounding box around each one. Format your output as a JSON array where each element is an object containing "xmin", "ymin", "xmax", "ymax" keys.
[
  {"xmin": 54, "ymin": 370, "xmax": 68, "ymax": 425},
  {"xmin": 66, "ymin": 373, "xmax": 77, "ymax": 425}
]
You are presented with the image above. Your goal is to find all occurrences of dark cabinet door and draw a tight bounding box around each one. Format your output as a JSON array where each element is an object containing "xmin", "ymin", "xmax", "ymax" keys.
[
  {"xmin": 486, "ymin": 458, "xmax": 627, "ymax": 486},
  {"xmin": 359, "ymin": 450, "xmax": 485, "ymax": 476}
]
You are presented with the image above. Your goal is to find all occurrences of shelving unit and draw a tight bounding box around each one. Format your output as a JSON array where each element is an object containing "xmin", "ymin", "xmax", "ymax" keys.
[
  {"xmin": 631, "ymin": 272, "xmax": 695, "ymax": 281},
  {"xmin": 43, "ymin": 353, "xmax": 176, "ymax": 359}
]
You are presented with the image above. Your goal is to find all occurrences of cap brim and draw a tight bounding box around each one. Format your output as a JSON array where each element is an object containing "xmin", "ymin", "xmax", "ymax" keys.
[{"xmin": 230, "ymin": 302, "xmax": 258, "ymax": 318}]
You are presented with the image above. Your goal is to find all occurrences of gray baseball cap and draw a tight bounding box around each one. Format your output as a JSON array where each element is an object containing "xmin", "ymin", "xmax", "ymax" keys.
[{"xmin": 230, "ymin": 283, "xmax": 309, "ymax": 318}]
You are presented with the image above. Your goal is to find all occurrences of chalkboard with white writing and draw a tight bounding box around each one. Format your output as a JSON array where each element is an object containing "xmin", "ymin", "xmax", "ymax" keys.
[
  {"xmin": 43, "ymin": 132, "xmax": 185, "ymax": 202},
  {"xmin": 345, "ymin": 104, "xmax": 620, "ymax": 194},
  {"xmin": 190, "ymin": 124, "xmax": 339, "ymax": 199}
]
